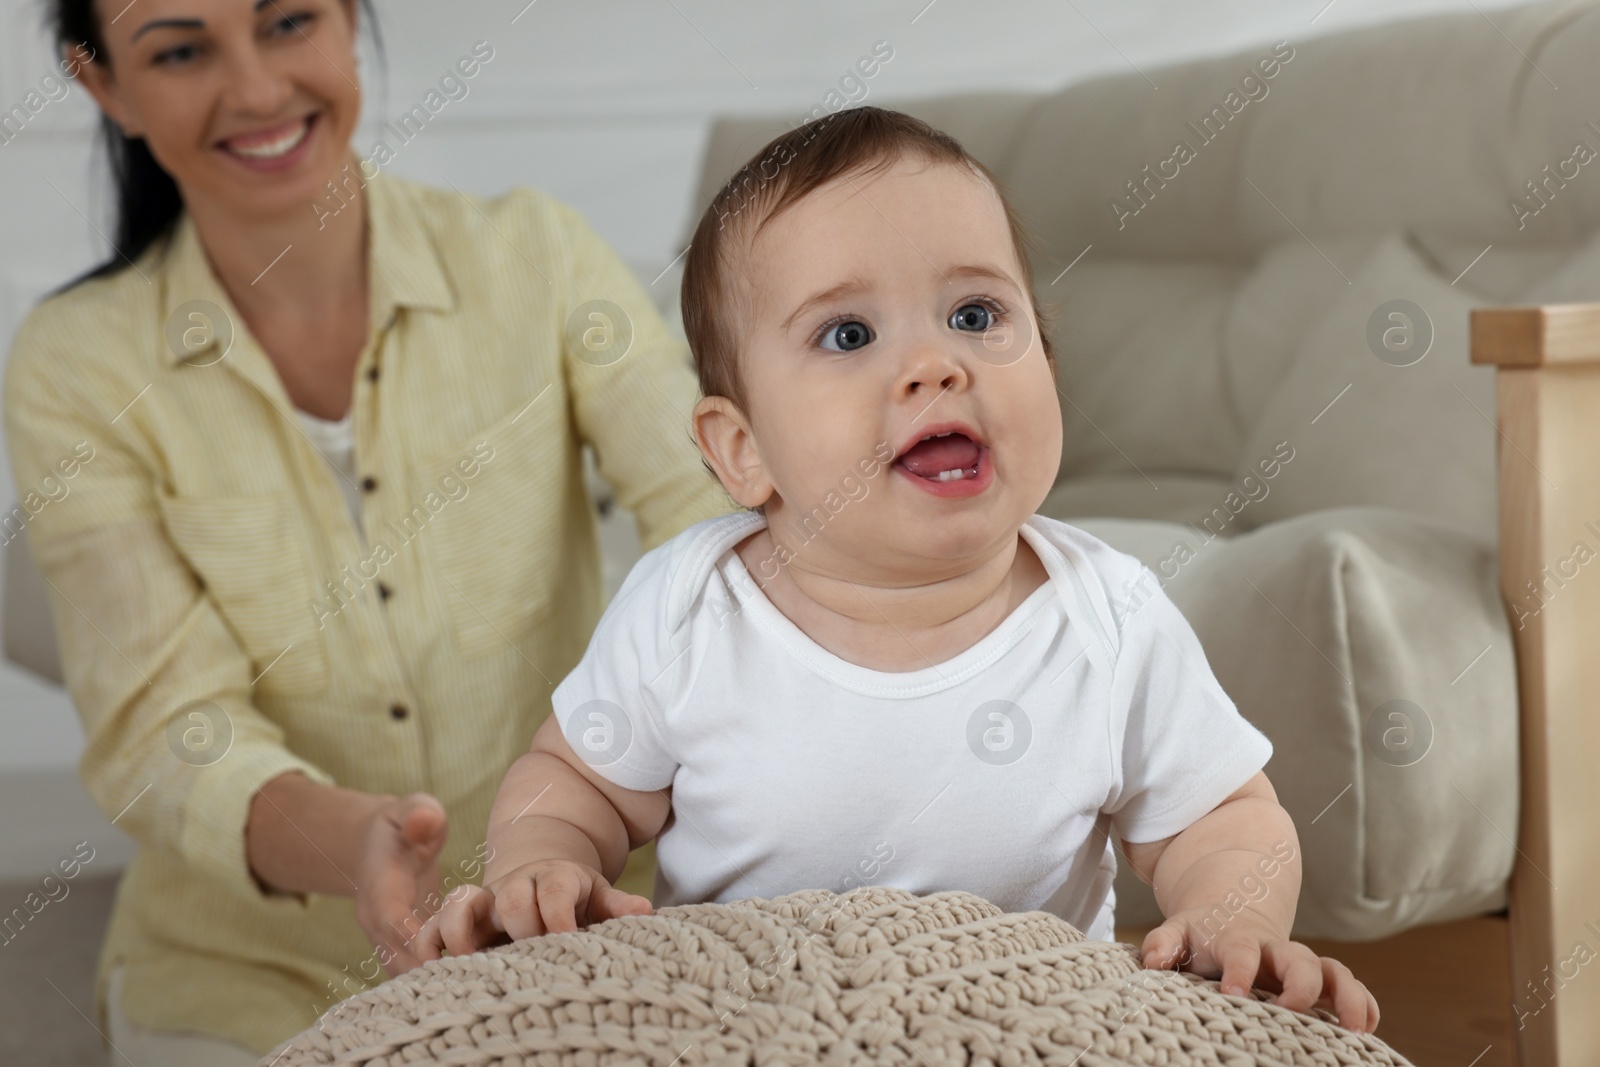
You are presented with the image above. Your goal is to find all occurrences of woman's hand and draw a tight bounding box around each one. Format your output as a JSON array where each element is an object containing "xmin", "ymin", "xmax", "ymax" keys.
[
  {"xmin": 413, "ymin": 858, "xmax": 652, "ymax": 963},
  {"xmin": 352, "ymin": 792, "xmax": 449, "ymax": 976},
  {"xmin": 1140, "ymin": 910, "xmax": 1380, "ymax": 1034},
  {"xmin": 245, "ymin": 775, "xmax": 450, "ymax": 976}
]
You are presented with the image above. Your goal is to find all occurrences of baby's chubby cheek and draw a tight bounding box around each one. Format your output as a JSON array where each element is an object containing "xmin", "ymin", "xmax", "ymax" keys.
[
  {"xmin": 991, "ymin": 368, "xmax": 1064, "ymax": 499},
  {"xmin": 765, "ymin": 411, "xmax": 893, "ymax": 513}
]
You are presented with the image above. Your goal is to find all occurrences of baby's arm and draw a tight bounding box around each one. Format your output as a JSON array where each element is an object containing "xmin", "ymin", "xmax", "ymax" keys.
[
  {"xmin": 1121, "ymin": 770, "xmax": 1379, "ymax": 1034},
  {"xmin": 413, "ymin": 715, "xmax": 671, "ymax": 959}
]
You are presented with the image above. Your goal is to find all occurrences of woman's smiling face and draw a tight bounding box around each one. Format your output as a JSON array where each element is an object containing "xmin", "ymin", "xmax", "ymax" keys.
[
  {"xmin": 720, "ymin": 155, "xmax": 1063, "ymax": 574},
  {"xmin": 77, "ymin": 0, "xmax": 361, "ymax": 215}
]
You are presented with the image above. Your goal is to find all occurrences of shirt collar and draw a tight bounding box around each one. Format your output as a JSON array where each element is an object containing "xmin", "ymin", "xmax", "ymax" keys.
[{"xmin": 158, "ymin": 157, "xmax": 454, "ymax": 367}]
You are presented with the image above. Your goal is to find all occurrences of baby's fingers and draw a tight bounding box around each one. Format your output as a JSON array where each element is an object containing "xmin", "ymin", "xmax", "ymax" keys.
[
  {"xmin": 412, "ymin": 912, "xmax": 446, "ymax": 963},
  {"xmin": 1138, "ymin": 917, "xmax": 1192, "ymax": 971},
  {"xmin": 1214, "ymin": 936, "xmax": 1261, "ymax": 998},
  {"xmin": 1316, "ymin": 957, "xmax": 1377, "ymax": 1033},
  {"xmin": 533, "ymin": 867, "xmax": 585, "ymax": 935},
  {"xmin": 440, "ymin": 885, "xmax": 500, "ymax": 958},
  {"xmin": 411, "ymin": 899, "xmax": 456, "ymax": 963},
  {"xmin": 1260, "ymin": 942, "xmax": 1322, "ymax": 1013},
  {"xmin": 589, "ymin": 882, "xmax": 653, "ymax": 923},
  {"xmin": 412, "ymin": 886, "xmax": 493, "ymax": 962},
  {"xmin": 493, "ymin": 875, "xmax": 545, "ymax": 942}
]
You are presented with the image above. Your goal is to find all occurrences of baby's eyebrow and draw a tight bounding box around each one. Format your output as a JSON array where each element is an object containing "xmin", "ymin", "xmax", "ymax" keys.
[
  {"xmin": 778, "ymin": 264, "xmax": 1020, "ymax": 335},
  {"xmin": 946, "ymin": 264, "xmax": 1022, "ymax": 292},
  {"xmin": 780, "ymin": 277, "xmax": 872, "ymax": 335}
]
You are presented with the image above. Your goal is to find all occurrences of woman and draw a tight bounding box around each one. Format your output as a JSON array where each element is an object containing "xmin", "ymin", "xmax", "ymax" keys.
[{"xmin": 4, "ymin": 0, "xmax": 733, "ymax": 1061}]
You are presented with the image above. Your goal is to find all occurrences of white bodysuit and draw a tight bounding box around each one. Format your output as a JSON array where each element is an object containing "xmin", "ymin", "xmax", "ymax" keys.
[{"xmin": 551, "ymin": 509, "xmax": 1273, "ymax": 941}]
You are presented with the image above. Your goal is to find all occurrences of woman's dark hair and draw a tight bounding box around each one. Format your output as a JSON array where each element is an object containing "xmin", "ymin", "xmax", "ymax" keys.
[{"xmin": 45, "ymin": 0, "xmax": 385, "ymax": 293}]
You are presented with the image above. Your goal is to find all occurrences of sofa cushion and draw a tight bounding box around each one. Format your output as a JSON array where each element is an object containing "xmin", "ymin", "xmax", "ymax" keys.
[
  {"xmin": 1514, "ymin": 224, "xmax": 1600, "ymax": 305},
  {"xmin": 1040, "ymin": 472, "xmax": 1235, "ymax": 529},
  {"xmin": 1232, "ymin": 234, "xmax": 1498, "ymax": 541},
  {"xmin": 1052, "ymin": 259, "xmax": 1244, "ymax": 482},
  {"xmin": 1063, "ymin": 508, "xmax": 1516, "ymax": 940},
  {"xmin": 1408, "ymin": 233, "xmax": 1575, "ymax": 305},
  {"xmin": 1221, "ymin": 235, "xmax": 1385, "ymax": 425}
]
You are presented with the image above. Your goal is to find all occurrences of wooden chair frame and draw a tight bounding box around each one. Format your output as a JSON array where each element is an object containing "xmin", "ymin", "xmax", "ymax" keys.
[{"xmin": 1470, "ymin": 304, "xmax": 1600, "ymax": 1067}]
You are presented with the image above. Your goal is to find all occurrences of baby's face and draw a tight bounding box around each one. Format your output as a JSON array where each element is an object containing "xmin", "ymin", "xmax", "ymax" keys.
[{"xmin": 728, "ymin": 156, "xmax": 1063, "ymax": 576}]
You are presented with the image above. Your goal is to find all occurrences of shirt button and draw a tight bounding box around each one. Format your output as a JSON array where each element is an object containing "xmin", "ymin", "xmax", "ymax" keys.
[
  {"xmin": 390, "ymin": 703, "xmax": 408, "ymax": 721},
  {"xmin": 361, "ymin": 475, "xmax": 378, "ymax": 492},
  {"xmin": 377, "ymin": 582, "xmax": 392, "ymax": 602},
  {"xmin": 367, "ymin": 365, "xmax": 380, "ymax": 382}
]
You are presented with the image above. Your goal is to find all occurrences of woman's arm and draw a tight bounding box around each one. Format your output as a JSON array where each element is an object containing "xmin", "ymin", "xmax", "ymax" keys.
[
  {"xmin": 3, "ymin": 310, "xmax": 442, "ymax": 973},
  {"xmin": 555, "ymin": 202, "xmax": 738, "ymax": 550},
  {"xmin": 246, "ymin": 772, "xmax": 388, "ymax": 895},
  {"xmin": 3, "ymin": 338, "xmax": 327, "ymax": 904},
  {"xmin": 248, "ymin": 772, "xmax": 449, "ymax": 973}
]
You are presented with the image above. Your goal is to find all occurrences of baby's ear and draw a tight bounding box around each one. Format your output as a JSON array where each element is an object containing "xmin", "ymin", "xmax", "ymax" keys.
[{"xmin": 691, "ymin": 396, "xmax": 772, "ymax": 508}]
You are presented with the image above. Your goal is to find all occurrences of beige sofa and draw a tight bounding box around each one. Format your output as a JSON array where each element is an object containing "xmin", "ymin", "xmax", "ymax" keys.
[
  {"xmin": 7, "ymin": 0, "xmax": 1599, "ymax": 1061},
  {"xmin": 677, "ymin": 2, "xmax": 1600, "ymax": 1064}
]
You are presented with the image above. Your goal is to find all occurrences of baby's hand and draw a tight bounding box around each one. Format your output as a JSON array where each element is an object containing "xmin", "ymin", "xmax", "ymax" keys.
[
  {"xmin": 412, "ymin": 860, "xmax": 653, "ymax": 962},
  {"xmin": 483, "ymin": 859, "xmax": 654, "ymax": 940},
  {"xmin": 1140, "ymin": 910, "xmax": 1380, "ymax": 1034},
  {"xmin": 412, "ymin": 883, "xmax": 503, "ymax": 962}
]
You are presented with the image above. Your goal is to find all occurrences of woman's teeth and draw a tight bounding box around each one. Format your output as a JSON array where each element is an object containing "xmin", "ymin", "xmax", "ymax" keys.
[{"xmin": 226, "ymin": 118, "xmax": 310, "ymax": 159}]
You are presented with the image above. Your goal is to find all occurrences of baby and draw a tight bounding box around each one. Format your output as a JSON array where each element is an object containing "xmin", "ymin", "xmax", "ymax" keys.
[{"xmin": 415, "ymin": 105, "xmax": 1378, "ymax": 1034}]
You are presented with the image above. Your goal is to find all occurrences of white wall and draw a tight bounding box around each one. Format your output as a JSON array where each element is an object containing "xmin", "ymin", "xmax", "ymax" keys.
[{"xmin": 0, "ymin": 0, "xmax": 1538, "ymax": 877}]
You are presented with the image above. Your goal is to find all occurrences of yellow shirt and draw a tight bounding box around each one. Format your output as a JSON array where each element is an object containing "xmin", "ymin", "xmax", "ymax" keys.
[{"xmin": 2, "ymin": 162, "xmax": 735, "ymax": 1054}]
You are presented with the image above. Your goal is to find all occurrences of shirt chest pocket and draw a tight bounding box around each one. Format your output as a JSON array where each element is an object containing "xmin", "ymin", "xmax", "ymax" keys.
[
  {"xmin": 411, "ymin": 389, "xmax": 569, "ymax": 659},
  {"xmin": 157, "ymin": 491, "xmax": 331, "ymax": 696}
]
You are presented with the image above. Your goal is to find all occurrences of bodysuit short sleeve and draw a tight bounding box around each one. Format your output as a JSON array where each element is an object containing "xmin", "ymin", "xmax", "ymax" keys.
[
  {"xmin": 1101, "ymin": 560, "xmax": 1274, "ymax": 844},
  {"xmin": 550, "ymin": 537, "xmax": 689, "ymax": 792}
]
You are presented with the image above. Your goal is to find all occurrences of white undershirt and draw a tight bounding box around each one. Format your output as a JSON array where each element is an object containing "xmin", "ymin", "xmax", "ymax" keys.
[
  {"xmin": 293, "ymin": 406, "xmax": 363, "ymax": 536},
  {"xmin": 551, "ymin": 510, "xmax": 1274, "ymax": 941}
]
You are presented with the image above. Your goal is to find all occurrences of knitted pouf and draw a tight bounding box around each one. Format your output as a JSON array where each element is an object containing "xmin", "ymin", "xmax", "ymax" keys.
[{"xmin": 260, "ymin": 887, "xmax": 1412, "ymax": 1066}]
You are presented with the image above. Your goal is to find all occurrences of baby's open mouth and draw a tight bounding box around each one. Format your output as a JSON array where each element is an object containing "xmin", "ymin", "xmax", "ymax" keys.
[{"xmin": 896, "ymin": 429, "xmax": 983, "ymax": 482}]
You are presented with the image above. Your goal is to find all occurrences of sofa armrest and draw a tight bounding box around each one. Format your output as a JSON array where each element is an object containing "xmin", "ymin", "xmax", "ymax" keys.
[
  {"xmin": 1470, "ymin": 305, "xmax": 1600, "ymax": 1067},
  {"xmin": 3, "ymin": 532, "xmax": 64, "ymax": 686}
]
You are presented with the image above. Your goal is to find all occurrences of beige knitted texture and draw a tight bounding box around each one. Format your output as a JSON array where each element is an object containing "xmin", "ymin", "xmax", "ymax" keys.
[{"xmin": 261, "ymin": 887, "xmax": 1412, "ymax": 1066}]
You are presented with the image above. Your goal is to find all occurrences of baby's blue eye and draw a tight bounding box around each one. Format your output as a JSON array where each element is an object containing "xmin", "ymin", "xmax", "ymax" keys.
[
  {"xmin": 950, "ymin": 303, "xmax": 994, "ymax": 332},
  {"xmin": 819, "ymin": 320, "xmax": 873, "ymax": 352}
]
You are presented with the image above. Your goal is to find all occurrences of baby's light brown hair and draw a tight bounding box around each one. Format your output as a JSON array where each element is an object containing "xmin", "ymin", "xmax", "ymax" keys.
[{"xmin": 680, "ymin": 105, "xmax": 1057, "ymax": 505}]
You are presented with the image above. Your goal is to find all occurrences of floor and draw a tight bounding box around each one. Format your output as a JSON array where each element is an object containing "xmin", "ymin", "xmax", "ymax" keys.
[
  {"xmin": 4, "ymin": 870, "xmax": 1514, "ymax": 1066},
  {"xmin": 0, "ymin": 873, "xmax": 118, "ymax": 1067}
]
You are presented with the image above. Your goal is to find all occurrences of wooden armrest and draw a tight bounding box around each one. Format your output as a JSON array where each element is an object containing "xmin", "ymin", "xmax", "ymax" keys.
[
  {"xmin": 1470, "ymin": 303, "xmax": 1600, "ymax": 367},
  {"xmin": 1470, "ymin": 306, "xmax": 1600, "ymax": 1067}
]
